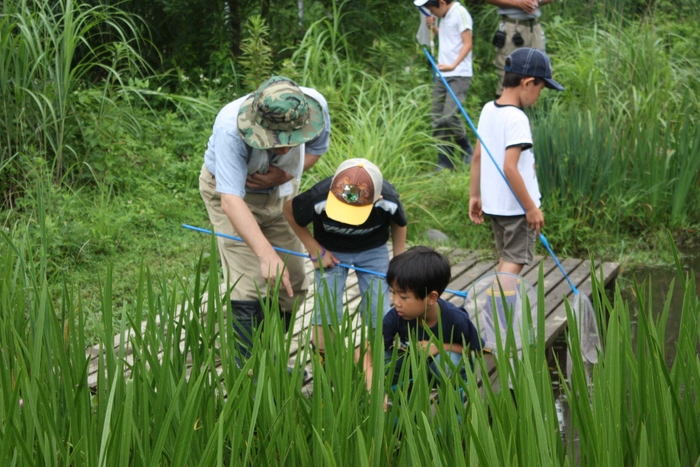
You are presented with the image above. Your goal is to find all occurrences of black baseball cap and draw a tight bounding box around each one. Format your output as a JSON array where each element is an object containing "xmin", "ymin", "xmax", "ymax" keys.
[{"xmin": 504, "ymin": 48, "xmax": 564, "ymax": 91}]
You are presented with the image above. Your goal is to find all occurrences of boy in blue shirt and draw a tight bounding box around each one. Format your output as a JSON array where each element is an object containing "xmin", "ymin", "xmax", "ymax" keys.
[
  {"xmin": 358, "ymin": 246, "xmax": 482, "ymax": 392},
  {"xmin": 284, "ymin": 158, "xmax": 407, "ymax": 361}
]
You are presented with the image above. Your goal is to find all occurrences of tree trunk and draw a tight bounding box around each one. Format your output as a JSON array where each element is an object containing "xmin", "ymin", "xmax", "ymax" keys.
[{"xmin": 225, "ymin": 0, "xmax": 242, "ymax": 55}]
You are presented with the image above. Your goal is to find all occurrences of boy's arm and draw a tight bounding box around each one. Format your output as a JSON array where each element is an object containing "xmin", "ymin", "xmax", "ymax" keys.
[
  {"xmin": 437, "ymin": 30, "xmax": 472, "ymax": 72},
  {"xmin": 503, "ymin": 146, "xmax": 544, "ymax": 234},
  {"xmin": 425, "ymin": 15, "xmax": 438, "ymax": 34},
  {"xmin": 469, "ymin": 141, "xmax": 483, "ymax": 224},
  {"xmin": 390, "ymin": 222, "xmax": 406, "ymax": 257},
  {"xmin": 355, "ymin": 341, "xmax": 389, "ymax": 411},
  {"xmin": 355, "ymin": 342, "xmax": 375, "ymax": 392},
  {"xmin": 417, "ymin": 341, "xmax": 464, "ymax": 356},
  {"xmin": 282, "ymin": 199, "xmax": 340, "ymax": 269}
]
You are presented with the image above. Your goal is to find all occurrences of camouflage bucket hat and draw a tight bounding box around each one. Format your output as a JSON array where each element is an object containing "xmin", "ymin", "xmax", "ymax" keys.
[{"xmin": 237, "ymin": 76, "xmax": 324, "ymax": 149}]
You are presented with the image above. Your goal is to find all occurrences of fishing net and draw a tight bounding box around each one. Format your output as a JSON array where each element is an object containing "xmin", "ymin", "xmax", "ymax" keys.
[
  {"xmin": 566, "ymin": 291, "xmax": 600, "ymax": 382},
  {"xmin": 464, "ymin": 271, "xmax": 601, "ymax": 388},
  {"xmin": 464, "ymin": 272, "xmax": 538, "ymax": 354}
]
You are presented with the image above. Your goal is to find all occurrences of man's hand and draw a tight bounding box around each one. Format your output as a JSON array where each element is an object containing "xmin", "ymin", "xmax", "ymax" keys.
[
  {"xmin": 519, "ymin": 0, "xmax": 539, "ymax": 14},
  {"xmin": 437, "ymin": 63, "xmax": 456, "ymax": 72},
  {"xmin": 245, "ymin": 165, "xmax": 293, "ymax": 190},
  {"xmin": 488, "ymin": 0, "xmax": 539, "ymax": 14},
  {"xmin": 258, "ymin": 250, "xmax": 294, "ymax": 297},
  {"xmin": 526, "ymin": 207, "xmax": 545, "ymax": 235}
]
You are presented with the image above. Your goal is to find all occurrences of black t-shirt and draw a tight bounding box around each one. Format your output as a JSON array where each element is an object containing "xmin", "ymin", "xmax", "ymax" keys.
[
  {"xmin": 291, "ymin": 177, "xmax": 407, "ymax": 253},
  {"xmin": 383, "ymin": 299, "xmax": 483, "ymax": 352}
]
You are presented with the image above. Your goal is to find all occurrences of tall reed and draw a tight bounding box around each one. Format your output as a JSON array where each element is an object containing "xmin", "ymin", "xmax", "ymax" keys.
[
  {"xmin": 532, "ymin": 17, "xmax": 700, "ymax": 250},
  {"xmin": 0, "ymin": 0, "xmax": 151, "ymax": 184},
  {"xmin": 2, "ymin": 198, "xmax": 698, "ymax": 465}
]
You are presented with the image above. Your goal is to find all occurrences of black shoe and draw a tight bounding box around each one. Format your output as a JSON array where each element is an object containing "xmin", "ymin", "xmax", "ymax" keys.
[
  {"xmin": 455, "ymin": 136, "xmax": 473, "ymax": 164},
  {"xmin": 437, "ymin": 145, "xmax": 455, "ymax": 170}
]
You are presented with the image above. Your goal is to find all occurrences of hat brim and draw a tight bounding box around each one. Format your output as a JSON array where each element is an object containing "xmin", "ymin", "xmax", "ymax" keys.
[
  {"xmin": 237, "ymin": 93, "xmax": 324, "ymax": 149},
  {"xmin": 325, "ymin": 192, "xmax": 373, "ymax": 226},
  {"xmin": 544, "ymin": 78, "xmax": 564, "ymax": 91}
]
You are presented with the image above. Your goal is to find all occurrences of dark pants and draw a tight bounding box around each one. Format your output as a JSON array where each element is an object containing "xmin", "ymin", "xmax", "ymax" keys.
[{"xmin": 385, "ymin": 348, "xmax": 469, "ymax": 389}]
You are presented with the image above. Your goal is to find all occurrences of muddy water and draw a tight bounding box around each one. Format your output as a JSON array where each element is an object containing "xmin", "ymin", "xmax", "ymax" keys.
[{"xmin": 615, "ymin": 256, "xmax": 700, "ymax": 366}]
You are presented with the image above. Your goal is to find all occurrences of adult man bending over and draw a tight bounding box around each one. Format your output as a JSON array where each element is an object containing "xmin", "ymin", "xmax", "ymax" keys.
[{"xmin": 199, "ymin": 76, "xmax": 331, "ymax": 356}]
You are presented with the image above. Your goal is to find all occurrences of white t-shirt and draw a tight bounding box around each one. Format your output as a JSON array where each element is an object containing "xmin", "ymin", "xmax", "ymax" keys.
[
  {"xmin": 438, "ymin": 2, "xmax": 473, "ymax": 78},
  {"xmin": 477, "ymin": 101, "xmax": 541, "ymax": 216}
]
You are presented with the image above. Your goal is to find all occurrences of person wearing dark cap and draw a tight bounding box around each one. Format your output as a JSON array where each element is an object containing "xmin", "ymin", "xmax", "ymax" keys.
[
  {"xmin": 469, "ymin": 48, "xmax": 563, "ymax": 277},
  {"xmin": 283, "ymin": 158, "xmax": 407, "ymax": 363},
  {"xmin": 488, "ymin": 0, "xmax": 552, "ymax": 98},
  {"xmin": 199, "ymin": 76, "xmax": 331, "ymax": 357}
]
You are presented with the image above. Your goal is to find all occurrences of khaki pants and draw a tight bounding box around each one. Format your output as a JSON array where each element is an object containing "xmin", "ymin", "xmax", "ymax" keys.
[
  {"xmin": 198, "ymin": 164, "xmax": 308, "ymax": 313},
  {"xmin": 493, "ymin": 20, "xmax": 545, "ymax": 96}
]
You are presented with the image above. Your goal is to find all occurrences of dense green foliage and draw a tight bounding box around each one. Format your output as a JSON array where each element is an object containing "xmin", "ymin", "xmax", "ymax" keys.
[
  {"xmin": 1, "ymin": 1, "xmax": 699, "ymax": 463},
  {"xmin": 2, "ymin": 0, "xmax": 699, "ymax": 312},
  {"xmin": 2, "ymin": 220, "xmax": 698, "ymax": 465}
]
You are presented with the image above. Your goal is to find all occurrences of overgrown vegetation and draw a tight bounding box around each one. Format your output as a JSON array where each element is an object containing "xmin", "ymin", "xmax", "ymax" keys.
[
  {"xmin": 2, "ymin": 0, "xmax": 699, "ymax": 312},
  {"xmin": 2, "ymin": 215, "xmax": 698, "ymax": 465},
  {"xmin": 1, "ymin": 1, "xmax": 699, "ymax": 462}
]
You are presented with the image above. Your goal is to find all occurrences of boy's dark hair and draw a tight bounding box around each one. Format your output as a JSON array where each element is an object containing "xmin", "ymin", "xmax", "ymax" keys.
[
  {"xmin": 424, "ymin": 0, "xmax": 451, "ymax": 6},
  {"xmin": 502, "ymin": 72, "xmax": 545, "ymax": 89},
  {"xmin": 386, "ymin": 246, "xmax": 451, "ymax": 299}
]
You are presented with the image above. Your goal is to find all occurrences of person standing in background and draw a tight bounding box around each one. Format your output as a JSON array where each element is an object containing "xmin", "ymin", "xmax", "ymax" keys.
[
  {"xmin": 415, "ymin": 0, "xmax": 475, "ymax": 170},
  {"xmin": 488, "ymin": 0, "xmax": 551, "ymax": 98}
]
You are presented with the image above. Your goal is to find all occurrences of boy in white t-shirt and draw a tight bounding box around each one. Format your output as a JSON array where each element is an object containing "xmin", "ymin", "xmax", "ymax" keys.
[
  {"xmin": 415, "ymin": 0, "xmax": 474, "ymax": 169},
  {"xmin": 469, "ymin": 48, "xmax": 563, "ymax": 275}
]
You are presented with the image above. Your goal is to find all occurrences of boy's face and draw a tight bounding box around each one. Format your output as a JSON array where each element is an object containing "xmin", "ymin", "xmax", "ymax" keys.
[
  {"xmin": 425, "ymin": 0, "xmax": 449, "ymax": 17},
  {"xmin": 521, "ymin": 78, "xmax": 546, "ymax": 108},
  {"xmin": 390, "ymin": 285, "xmax": 430, "ymax": 321}
]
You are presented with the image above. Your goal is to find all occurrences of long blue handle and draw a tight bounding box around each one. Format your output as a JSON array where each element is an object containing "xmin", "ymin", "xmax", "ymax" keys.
[
  {"xmin": 422, "ymin": 48, "xmax": 579, "ymax": 295},
  {"xmin": 182, "ymin": 224, "xmax": 469, "ymax": 299}
]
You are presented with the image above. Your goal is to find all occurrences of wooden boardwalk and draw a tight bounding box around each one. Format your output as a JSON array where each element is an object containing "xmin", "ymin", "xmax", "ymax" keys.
[{"xmin": 86, "ymin": 248, "xmax": 619, "ymax": 389}]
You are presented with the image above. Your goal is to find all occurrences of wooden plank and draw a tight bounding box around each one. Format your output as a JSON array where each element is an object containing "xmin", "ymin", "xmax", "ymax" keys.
[
  {"xmin": 542, "ymin": 261, "xmax": 619, "ymax": 348},
  {"xmin": 86, "ymin": 248, "xmax": 620, "ymax": 392},
  {"xmin": 442, "ymin": 260, "xmax": 497, "ymax": 301}
]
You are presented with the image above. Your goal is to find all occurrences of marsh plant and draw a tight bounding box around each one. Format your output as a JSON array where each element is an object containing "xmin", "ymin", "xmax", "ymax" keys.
[
  {"xmin": 4, "ymin": 0, "xmax": 700, "ymax": 316},
  {"xmin": 0, "ymin": 0, "xmax": 151, "ymax": 193},
  {"xmin": 2, "ymin": 210, "xmax": 698, "ymax": 465}
]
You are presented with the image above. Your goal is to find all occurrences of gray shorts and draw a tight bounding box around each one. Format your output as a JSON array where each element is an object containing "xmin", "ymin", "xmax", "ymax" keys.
[{"xmin": 490, "ymin": 215, "xmax": 536, "ymax": 265}]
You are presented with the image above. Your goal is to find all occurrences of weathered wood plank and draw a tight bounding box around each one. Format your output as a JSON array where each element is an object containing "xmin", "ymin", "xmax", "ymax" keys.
[{"xmin": 86, "ymin": 246, "xmax": 620, "ymax": 391}]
